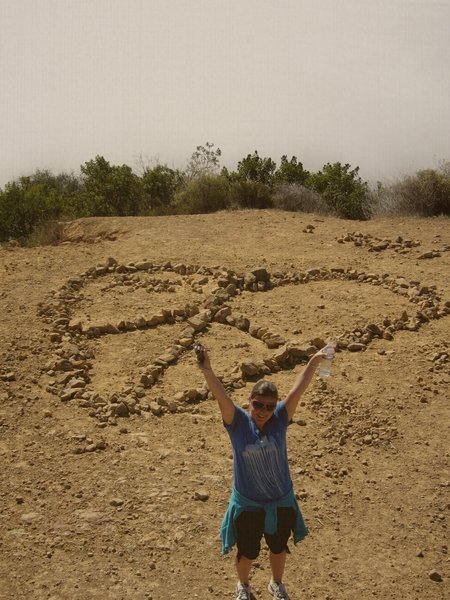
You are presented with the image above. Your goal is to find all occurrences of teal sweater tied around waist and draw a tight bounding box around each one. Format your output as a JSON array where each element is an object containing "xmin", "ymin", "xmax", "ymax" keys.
[{"xmin": 220, "ymin": 487, "xmax": 308, "ymax": 555}]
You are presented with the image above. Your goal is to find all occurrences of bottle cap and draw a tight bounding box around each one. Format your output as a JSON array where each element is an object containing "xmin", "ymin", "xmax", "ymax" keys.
[{"xmin": 325, "ymin": 342, "xmax": 335, "ymax": 358}]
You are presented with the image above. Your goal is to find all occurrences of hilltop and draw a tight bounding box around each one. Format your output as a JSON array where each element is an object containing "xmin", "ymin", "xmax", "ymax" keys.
[{"xmin": 0, "ymin": 211, "xmax": 448, "ymax": 599}]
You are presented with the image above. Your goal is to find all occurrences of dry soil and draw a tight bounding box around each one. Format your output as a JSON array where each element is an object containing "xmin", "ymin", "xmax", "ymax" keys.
[{"xmin": 0, "ymin": 210, "xmax": 448, "ymax": 600}]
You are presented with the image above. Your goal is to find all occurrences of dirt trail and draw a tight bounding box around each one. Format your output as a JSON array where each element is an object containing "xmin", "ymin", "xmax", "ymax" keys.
[{"xmin": 0, "ymin": 211, "xmax": 448, "ymax": 600}]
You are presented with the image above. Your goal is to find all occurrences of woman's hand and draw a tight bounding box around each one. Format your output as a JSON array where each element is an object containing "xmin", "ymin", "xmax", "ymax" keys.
[
  {"xmin": 310, "ymin": 345, "xmax": 335, "ymax": 367},
  {"xmin": 195, "ymin": 344, "xmax": 212, "ymax": 370}
]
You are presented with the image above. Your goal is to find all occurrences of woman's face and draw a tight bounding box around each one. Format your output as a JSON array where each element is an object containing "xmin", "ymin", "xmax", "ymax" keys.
[{"xmin": 249, "ymin": 395, "xmax": 277, "ymax": 429}]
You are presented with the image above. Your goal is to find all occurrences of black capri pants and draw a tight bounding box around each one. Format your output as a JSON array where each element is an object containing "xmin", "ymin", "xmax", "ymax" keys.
[{"xmin": 235, "ymin": 507, "xmax": 296, "ymax": 561}]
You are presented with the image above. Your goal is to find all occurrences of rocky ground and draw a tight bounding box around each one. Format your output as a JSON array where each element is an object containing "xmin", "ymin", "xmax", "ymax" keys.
[{"xmin": 0, "ymin": 210, "xmax": 448, "ymax": 600}]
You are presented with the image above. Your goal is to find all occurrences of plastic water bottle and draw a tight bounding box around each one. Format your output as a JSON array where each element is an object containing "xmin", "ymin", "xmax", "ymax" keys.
[{"xmin": 318, "ymin": 342, "xmax": 335, "ymax": 378}]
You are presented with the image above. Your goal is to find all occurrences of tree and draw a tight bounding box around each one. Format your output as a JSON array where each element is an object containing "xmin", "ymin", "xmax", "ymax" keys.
[
  {"xmin": 233, "ymin": 151, "xmax": 277, "ymax": 186},
  {"xmin": 274, "ymin": 155, "xmax": 309, "ymax": 186},
  {"xmin": 0, "ymin": 176, "xmax": 65, "ymax": 241},
  {"xmin": 140, "ymin": 164, "xmax": 184, "ymax": 213},
  {"xmin": 80, "ymin": 156, "xmax": 144, "ymax": 216},
  {"xmin": 309, "ymin": 162, "xmax": 370, "ymax": 220},
  {"xmin": 186, "ymin": 142, "xmax": 222, "ymax": 179}
]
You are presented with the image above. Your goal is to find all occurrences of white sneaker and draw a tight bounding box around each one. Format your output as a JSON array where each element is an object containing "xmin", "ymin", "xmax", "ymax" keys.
[
  {"xmin": 235, "ymin": 582, "xmax": 253, "ymax": 600},
  {"xmin": 268, "ymin": 579, "xmax": 291, "ymax": 600}
]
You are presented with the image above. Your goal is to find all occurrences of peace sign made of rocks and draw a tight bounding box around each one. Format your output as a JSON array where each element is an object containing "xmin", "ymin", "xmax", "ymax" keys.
[{"xmin": 38, "ymin": 258, "xmax": 449, "ymax": 427}]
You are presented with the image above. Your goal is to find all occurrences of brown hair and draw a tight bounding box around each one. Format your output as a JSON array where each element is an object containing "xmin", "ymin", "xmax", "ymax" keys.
[{"xmin": 250, "ymin": 380, "xmax": 279, "ymax": 400}]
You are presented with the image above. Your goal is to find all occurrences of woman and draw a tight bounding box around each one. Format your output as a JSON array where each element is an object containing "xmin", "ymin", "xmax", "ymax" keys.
[{"xmin": 196, "ymin": 344, "xmax": 333, "ymax": 600}]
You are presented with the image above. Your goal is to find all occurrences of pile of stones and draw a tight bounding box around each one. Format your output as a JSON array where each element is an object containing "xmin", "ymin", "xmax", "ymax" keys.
[
  {"xmin": 336, "ymin": 232, "xmax": 421, "ymax": 253},
  {"xmin": 337, "ymin": 231, "xmax": 450, "ymax": 259}
]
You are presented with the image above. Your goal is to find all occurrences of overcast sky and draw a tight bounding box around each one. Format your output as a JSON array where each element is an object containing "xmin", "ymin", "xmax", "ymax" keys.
[{"xmin": 1, "ymin": 0, "xmax": 449, "ymax": 187}]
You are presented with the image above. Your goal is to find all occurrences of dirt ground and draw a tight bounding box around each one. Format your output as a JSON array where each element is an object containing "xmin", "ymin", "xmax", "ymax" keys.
[{"xmin": 0, "ymin": 210, "xmax": 448, "ymax": 600}]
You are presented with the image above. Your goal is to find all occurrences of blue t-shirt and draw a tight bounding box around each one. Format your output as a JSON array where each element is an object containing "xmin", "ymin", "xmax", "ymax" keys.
[{"xmin": 224, "ymin": 402, "xmax": 293, "ymax": 503}]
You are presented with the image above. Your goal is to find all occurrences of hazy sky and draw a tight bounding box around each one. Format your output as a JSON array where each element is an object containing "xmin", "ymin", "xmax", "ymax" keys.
[{"xmin": 1, "ymin": 0, "xmax": 449, "ymax": 187}]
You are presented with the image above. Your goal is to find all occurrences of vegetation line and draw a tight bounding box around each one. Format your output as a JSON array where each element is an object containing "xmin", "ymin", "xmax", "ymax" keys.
[{"xmin": 1, "ymin": 143, "xmax": 449, "ymax": 246}]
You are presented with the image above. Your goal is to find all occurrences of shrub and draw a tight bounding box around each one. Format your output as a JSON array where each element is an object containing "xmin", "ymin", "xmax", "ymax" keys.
[
  {"xmin": 272, "ymin": 183, "xmax": 330, "ymax": 214},
  {"xmin": 380, "ymin": 169, "xmax": 450, "ymax": 217},
  {"xmin": 140, "ymin": 164, "xmax": 184, "ymax": 214},
  {"xmin": 80, "ymin": 156, "xmax": 144, "ymax": 216},
  {"xmin": 274, "ymin": 156, "xmax": 310, "ymax": 186},
  {"xmin": 230, "ymin": 151, "xmax": 277, "ymax": 186},
  {"xmin": 228, "ymin": 180, "xmax": 273, "ymax": 209},
  {"xmin": 0, "ymin": 174, "xmax": 74, "ymax": 241},
  {"xmin": 309, "ymin": 162, "xmax": 370, "ymax": 220},
  {"xmin": 172, "ymin": 174, "xmax": 230, "ymax": 214},
  {"xmin": 24, "ymin": 220, "xmax": 66, "ymax": 247}
]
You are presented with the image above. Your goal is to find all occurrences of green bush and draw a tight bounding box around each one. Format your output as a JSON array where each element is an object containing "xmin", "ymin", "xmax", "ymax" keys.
[
  {"xmin": 274, "ymin": 156, "xmax": 310, "ymax": 186},
  {"xmin": 140, "ymin": 164, "xmax": 184, "ymax": 214},
  {"xmin": 172, "ymin": 174, "xmax": 230, "ymax": 214},
  {"xmin": 80, "ymin": 156, "xmax": 144, "ymax": 216},
  {"xmin": 227, "ymin": 151, "xmax": 277, "ymax": 186},
  {"xmin": 309, "ymin": 162, "xmax": 370, "ymax": 220},
  {"xmin": 0, "ymin": 172, "xmax": 77, "ymax": 241},
  {"xmin": 228, "ymin": 180, "xmax": 273, "ymax": 209}
]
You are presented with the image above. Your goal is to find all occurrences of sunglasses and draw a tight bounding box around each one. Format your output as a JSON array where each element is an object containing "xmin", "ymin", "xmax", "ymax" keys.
[{"xmin": 251, "ymin": 399, "xmax": 277, "ymax": 412}]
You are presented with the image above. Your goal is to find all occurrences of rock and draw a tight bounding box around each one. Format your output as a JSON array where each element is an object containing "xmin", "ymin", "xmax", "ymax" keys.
[
  {"xmin": 366, "ymin": 323, "xmax": 382, "ymax": 336},
  {"xmin": 370, "ymin": 241, "xmax": 389, "ymax": 252},
  {"xmin": 53, "ymin": 359, "xmax": 74, "ymax": 372},
  {"xmin": 135, "ymin": 316, "xmax": 147, "ymax": 328},
  {"xmin": 187, "ymin": 312, "xmax": 210, "ymax": 332},
  {"xmin": 84, "ymin": 322, "xmax": 119, "ymax": 335},
  {"xmin": 149, "ymin": 402, "xmax": 163, "ymax": 416},
  {"xmin": 251, "ymin": 267, "xmax": 270, "ymax": 282},
  {"xmin": 272, "ymin": 345, "xmax": 291, "ymax": 365},
  {"xmin": 347, "ymin": 342, "xmax": 366, "ymax": 352},
  {"xmin": 288, "ymin": 342, "xmax": 316, "ymax": 359},
  {"xmin": 60, "ymin": 389, "xmax": 78, "ymax": 402},
  {"xmin": 240, "ymin": 362, "xmax": 261, "ymax": 377},
  {"xmin": 194, "ymin": 490, "xmax": 209, "ymax": 501},
  {"xmin": 214, "ymin": 306, "xmax": 232, "ymax": 323},
  {"xmin": 111, "ymin": 402, "xmax": 129, "ymax": 417},
  {"xmin": 110, "ymin": 498, "xmax": 124, "ymax": 507},
  {"xmin": 146, "ymin": 313, "xmax": 166, "ymax": 326},
  {"xmin": 135, "ymin": 261, "xmax": 152, "ymax": 270},
  {"xmin": 243, "ymin": 272, "xmax": 257, "ymax": 286},
  {"xmin": 155, "ymin": 352, "xmax": 177, "ymax": 365},
  {"xmin": 234, "ymin": 314, "xmax": 250, "ymax": 331},
  {"xmin": 134, "ymin": 386, "xmax": 146, "ymax": 398},
  {"xmin": 66, "ymin": 378, "xmax": 86, "ymax": 389},
  {"xmin": 1, "ymin": 372, "xmax": 16, "ymax": 381},
  {"xmin": 140, "ymin": 374, "xmax": 154, "ymax": 388},
  {"xmin": 265, "ymin": 336, "xmax": 285, "ymax": 349},
  {"xmin": 53, "ymin": 317, "xmax": 70, "ymax": 326},
  {"xmin": 428, "ymin": 569, "xmax": 443, "ymax": 582}
]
